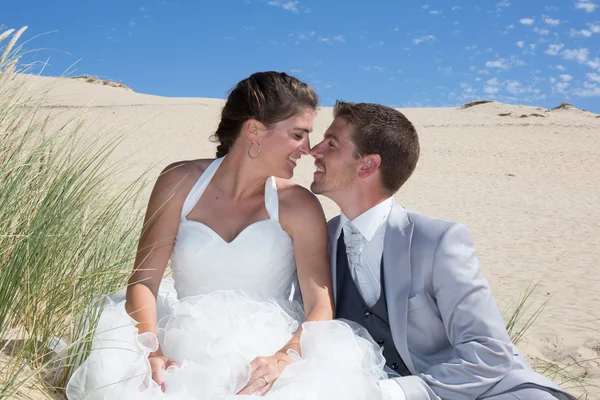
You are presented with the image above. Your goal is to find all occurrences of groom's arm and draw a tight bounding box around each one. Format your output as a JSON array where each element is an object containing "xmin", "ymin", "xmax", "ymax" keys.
[{"xmin": 389, "ymin": 223, "xmax": 514, "ymax": 400}]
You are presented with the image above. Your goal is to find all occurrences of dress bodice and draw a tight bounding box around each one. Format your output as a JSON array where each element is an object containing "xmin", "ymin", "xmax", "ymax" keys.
[{"xmin": 169, "ymin": 157, "xmax": 297, "ymax": 300}]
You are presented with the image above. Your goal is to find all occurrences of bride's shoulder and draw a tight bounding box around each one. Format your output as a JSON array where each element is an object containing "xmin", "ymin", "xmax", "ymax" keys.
[
  {"xmin": 158, "ymin": 158, "xmax": 215, "ymax": 182},
  {"xmin": 276, "ymin": 180, "xmax": 324, "ymax": 218},
  {"xmin": 151, "ymin": 158, "xmax": 215, "ymax": 198}
]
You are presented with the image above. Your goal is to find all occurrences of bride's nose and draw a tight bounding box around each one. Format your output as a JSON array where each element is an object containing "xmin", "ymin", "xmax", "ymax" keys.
[{"xmin": 299, "ymin": 137, "xmax": 310, "ymax": 155}]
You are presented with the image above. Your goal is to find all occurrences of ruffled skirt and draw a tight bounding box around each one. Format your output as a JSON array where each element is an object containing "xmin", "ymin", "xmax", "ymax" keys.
[{"xmin": 65, "ymin": 283, "xmax": 391, "ymax": 399}]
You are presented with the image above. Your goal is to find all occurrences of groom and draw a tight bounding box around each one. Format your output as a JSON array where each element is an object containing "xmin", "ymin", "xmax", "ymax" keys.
[{"xmin": 309, "ymin": 101, "xmax": 574, "ymax": 400}]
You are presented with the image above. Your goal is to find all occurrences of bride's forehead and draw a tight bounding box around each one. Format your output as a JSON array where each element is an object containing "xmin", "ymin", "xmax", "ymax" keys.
[{"xmin": 277, "ymin": 112, "xmax": 314, "ymax": 131}]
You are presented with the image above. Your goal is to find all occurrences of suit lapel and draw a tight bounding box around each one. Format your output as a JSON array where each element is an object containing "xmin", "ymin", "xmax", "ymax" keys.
[
  {"xmin": 383, "ymin": 204, "xmax": 416, "ymax": 373},
  {"xmin": 327, "ymin": 216, "xmax": 341, "ymax": 303}
]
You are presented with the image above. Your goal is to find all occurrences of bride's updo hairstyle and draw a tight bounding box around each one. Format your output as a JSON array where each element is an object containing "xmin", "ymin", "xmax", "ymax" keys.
[{"xmin": 212, "ymin": 71, "xmax": 318, "ymax": 158}]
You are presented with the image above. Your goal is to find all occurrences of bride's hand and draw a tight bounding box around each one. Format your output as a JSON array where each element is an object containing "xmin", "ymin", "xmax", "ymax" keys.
[
  {"xmin": 149, "ymin": 354, "xmax": 178, "ymax": 392},
  {"xmin": 237, "ymin": 351, "xmax": 294, "ymax": 396}
]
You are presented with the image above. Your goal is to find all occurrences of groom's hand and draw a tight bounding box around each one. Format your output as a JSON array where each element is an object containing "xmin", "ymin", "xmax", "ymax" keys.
[{"xmin": 237, "ymin": 352, "xmax": 293, "ymax": 396}]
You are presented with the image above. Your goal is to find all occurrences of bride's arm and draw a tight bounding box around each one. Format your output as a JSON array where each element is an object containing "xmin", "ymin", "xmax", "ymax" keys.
[
  {"xmin": 125, "ymin": 162, "xmax": 195, "ymax": 385},
  {"xmin": 278, "ymin": 185, "xmax": 334, "ymax": 354},
  {"xmin": 238, "ymin": 185, "xmax": 333, "ymax": 396}
]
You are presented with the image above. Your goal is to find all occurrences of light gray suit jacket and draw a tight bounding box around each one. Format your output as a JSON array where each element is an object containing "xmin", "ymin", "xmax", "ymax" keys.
[{"xmin": 328, "ymin": 203, "xmax": 574, "ymax": 400}]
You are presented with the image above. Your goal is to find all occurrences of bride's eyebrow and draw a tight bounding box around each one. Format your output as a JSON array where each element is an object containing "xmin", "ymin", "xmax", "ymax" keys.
[{"xmin": 291, "ymin": 127, "xmax": 311, "ymax": 133}]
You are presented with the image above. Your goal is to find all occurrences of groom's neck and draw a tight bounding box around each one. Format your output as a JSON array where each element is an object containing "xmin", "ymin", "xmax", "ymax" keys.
[{"xmin": 333, "ymin": 187, "xmax": 390, "ymax": 221}]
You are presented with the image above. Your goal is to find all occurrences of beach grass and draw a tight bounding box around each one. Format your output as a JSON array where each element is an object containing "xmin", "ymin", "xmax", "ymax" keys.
[{"xmin": 0, "ymin": 25, "xmax": 147, "ymax": 398}]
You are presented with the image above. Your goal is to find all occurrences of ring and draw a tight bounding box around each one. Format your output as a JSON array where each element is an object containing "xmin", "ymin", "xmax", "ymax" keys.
[{"xmin": 262, "ymin": 376, "xmax": 269, "ymax": 385}]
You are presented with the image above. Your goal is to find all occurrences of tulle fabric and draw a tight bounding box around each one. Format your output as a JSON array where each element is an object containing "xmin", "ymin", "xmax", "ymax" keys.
[{"xmin": 66, "ymin": 287, "xmax": 391, "ymax": 400}]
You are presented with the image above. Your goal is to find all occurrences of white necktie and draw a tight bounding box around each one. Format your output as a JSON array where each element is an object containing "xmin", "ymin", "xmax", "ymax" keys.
[{"xmin": 343, "ymin": 222, "xmax": 370, "ymax": 300}]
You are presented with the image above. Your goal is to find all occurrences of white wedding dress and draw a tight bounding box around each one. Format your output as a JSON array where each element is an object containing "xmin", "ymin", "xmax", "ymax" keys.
[{"xmin": 66, "ymin": 157, "xmax": 390, "ymax": 400}]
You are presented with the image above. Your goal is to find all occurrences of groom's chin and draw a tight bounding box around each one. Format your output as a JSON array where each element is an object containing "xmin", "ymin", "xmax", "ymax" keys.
[{"xmin": 309, "ymin": 181, "xmax": 322, "ymax": 195}]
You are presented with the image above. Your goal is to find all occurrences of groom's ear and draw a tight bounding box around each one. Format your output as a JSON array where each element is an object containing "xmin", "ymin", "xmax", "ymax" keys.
[{"xmin": 358, "ymin": 154, "xmax": 381, "ymax": 179}]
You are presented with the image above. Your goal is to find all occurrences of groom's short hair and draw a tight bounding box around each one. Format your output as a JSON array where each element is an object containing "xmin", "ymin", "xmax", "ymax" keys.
[{"xmin": 333, "ymin": 101, "xmax": 420, "ymax": 194}]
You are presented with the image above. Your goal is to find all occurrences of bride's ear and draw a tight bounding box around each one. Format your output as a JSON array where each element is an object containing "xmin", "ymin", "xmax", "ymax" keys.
[
  {"xmin": 358, "ymin": 154, "xmax": 381, "ymax": 179},
  {"xmin": 243, "ymin": 119, "xmax": 265, "ymax": 144}
]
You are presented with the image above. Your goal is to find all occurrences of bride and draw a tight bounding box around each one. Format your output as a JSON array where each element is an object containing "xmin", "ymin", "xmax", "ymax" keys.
[{"xmin": 66, "ymin": 72, "xmax": 390, "ymax": 399}]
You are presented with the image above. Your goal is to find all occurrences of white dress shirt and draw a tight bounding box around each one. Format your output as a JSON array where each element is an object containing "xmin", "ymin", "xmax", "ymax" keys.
[
  {"xmin": 336, "ymin": 197, "xmax": 407, "ymax": 400},
  {"xmin": 338, "ymin": 197, "xmax": 393, "ymax": 307}
]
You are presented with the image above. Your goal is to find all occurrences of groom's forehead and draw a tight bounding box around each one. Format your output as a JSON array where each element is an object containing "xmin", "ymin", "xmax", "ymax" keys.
[{"xmin": 326, "ymin": 119, "xmax": 352, "ymax": 139}]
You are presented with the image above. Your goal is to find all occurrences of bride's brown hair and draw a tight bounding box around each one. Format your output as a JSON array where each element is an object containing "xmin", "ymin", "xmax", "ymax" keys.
[{"xmin": 212, "ymin": 71, "xmax": 318, "ymax": 158}]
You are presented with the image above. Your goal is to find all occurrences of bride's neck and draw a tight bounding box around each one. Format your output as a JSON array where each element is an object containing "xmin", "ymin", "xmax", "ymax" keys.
[{"xmin": 214, "ymin": 147, "xmax": 268, "ymax": 200}]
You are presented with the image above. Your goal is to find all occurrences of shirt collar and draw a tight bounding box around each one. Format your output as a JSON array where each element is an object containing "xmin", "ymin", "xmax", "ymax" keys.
[{"xmin": 339, "ymin": 197, "xmax": 394, "ymax": 242}]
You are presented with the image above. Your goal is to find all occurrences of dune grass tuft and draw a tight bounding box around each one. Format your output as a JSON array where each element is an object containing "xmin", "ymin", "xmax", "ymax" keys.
[{"xmin": 0, "ymin": 25, "xmax": 147, "ymax": 398}]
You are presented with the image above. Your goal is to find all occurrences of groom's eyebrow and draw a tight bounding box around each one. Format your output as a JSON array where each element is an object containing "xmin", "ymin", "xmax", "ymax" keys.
[{"xmin": 324, "ymin": 132, "xmax": 338, "ymax": 141}]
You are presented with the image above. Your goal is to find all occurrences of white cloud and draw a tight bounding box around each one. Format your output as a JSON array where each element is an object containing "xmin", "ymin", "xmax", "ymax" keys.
[
  {"xmin": 534, "ymin": 27, "xmax": 550, "ymax": 35},
  {"xmin": 506, "ymin": 80, "xmax": 524, "ymax": 95},
  {"xmin": 267, "ymin": 0, "xmax": 300, "ymax": 13},
  {"xmin": 545, "ymin": 43, "xmax": 565, "ymax": 55},
  {"xmin": 520, "ymin": 18, "xmax": 535, "ymax": 25},
  {"xmin": 573, "ymin": 84, "xmax": 600, "ymax": 96},
  {"xmin": 497, "ymin": 0, "xmax": 511, "ymax": 8},
  {"xmin": 516, "ymin": 41, "xmax": 525, "ymax": 48},
  {"xmin": 413, "ymin": 35, "xmax": 436, "ymax": 45},
  {"xmin": 560, "ymin": 74, "xmax": 574, "ymax": 81},
  {"xmin": 587, "ymin": 57, "xmax": 600, "ymax": 70},
  {"xmin": 555, "ymin": 81, "xmax": 570, "ymax": 93},
  {"xmin": 451, "ymin": 6, "xmax": 461, "ymax": 10},
  {"xmin": 438, "ymin": 66, "xmax": 453, "ymax": 74},
  {"xmin": 430, "ymin": 10, "xmax": 442, "ymax": 15},
  {"xmin": 557, "ymin": 64, "xmax": 566, "ymax": 70},
  {"xmin": 545, "ymin": 17, "xmax": 561, "ymax": 25},
  {"xmin": 359, "ymin": 65, "xmax": 385, "ymax": 72},
  {"xmin": 466, "ymin": 45, "xmax": 478, "ymax": 50},
  {"xmin": 486, "ymin": 59, "xmax": 510, "ymax": 70},
  {"xmin": 562, "ymin": 47, "xmax": 590, "ymax": 63},
  {"xmin": 422, "ymin": 4, "xmax": 430, "ymax": 10},
  {"xmin": 484, "ymin": 86, "xmax": 499, "ymax": 94},
  {"xmin": 587, "ymin": 72, "xmax": 600, "ymax": 82},
  {"xmin": 589, "ymin": 23, "xmax": 600, "ymax": 33},
  {"xmin": 318, "ymin": 35, "xmax": 345, "ymax": 44},
  {"xmin": 575, "ymin": 1, "xmax": 598, "ymax": 13},
  {"xmin": 459, "ymin": 82, "xmax": 476, "ymax": 97},
  {"xmin": 570, "ymin": 28, "xmax": 593, "ymax": 37},
  {"xmin": 510, "ymin": 56, "xmax": 526, "ymax": 67}
]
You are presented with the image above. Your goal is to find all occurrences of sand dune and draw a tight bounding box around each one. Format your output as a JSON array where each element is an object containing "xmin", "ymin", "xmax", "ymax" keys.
[{"xmin": 14, "ymin": 74, "xmax": 600, "ymax": 397}]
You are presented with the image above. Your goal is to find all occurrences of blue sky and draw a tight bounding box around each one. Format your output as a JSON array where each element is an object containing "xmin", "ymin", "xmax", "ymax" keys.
[{"xmin": 4, "ymin": 0, "xmax": 600, "ymax": 112}]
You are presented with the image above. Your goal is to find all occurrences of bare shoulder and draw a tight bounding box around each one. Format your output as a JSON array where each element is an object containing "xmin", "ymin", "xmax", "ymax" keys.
[
  {"xmin": 276, "ymin": 179, "xmax": 326, "ymax": 231},
  {"xmin": 277, "ymin": 179, "xmax": 320, "ymax": 209},
  {"xmin": 151, "ymin": 158, "xmax": 215, "ymax": 200}
]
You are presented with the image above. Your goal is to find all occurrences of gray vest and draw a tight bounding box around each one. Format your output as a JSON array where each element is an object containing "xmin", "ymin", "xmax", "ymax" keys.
[{"xmin": 335, "ymin": 232, "xmax": 411, "ymax": 377}]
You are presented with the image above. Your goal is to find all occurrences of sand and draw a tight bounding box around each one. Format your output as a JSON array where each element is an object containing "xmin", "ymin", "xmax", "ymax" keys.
[{"xmin": 9, "ymin": 74, "xmax": 600, "ymax": 398}]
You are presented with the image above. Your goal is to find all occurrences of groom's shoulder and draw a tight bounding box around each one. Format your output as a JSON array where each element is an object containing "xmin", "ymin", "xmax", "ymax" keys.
[
  {"xmin": 326, "ymin": 215, "xmax": 341, "ymax": 227},
  {"xmin": 402, "ymin": 206, "xmax": 467, "ymax": 239}
]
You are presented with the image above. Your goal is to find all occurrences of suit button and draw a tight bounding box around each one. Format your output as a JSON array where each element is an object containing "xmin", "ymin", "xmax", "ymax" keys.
[
  {"xmin": 364, "ymin": 310, "xmax": 372, "ymax": 318},
  {"xmin": 377, "ymin": 339, "xmax": 384, "ymax": 346},
  {"xmin": 391, "ymin": 363, "xmax": 399, "ymax": 370}
]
